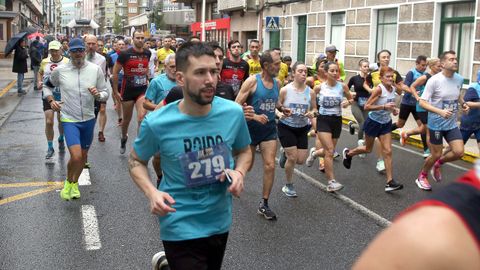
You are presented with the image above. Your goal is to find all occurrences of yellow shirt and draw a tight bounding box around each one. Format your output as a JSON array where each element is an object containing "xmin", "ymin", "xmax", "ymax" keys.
[
  {"xmin": 247, "ymin": 58, "xmax": 262, "ymax": 75},
  {"xmin": 157, "ymin": 47, "xmax": 174, "ymax": 72},
  {"xmin": 277, "ymin": 62, "xmax": 289, "ymax": 85}
]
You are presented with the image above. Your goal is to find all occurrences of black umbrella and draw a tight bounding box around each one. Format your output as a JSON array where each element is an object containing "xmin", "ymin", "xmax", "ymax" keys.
[
  {"xmin": 19, "ymin": 26, "xmax": 38, "ymax": 35},
  {"xmin": 44, "ymin": 35, "xmax": 55, "ymax": 42},
  {"xmin": 4, "ymin": 32, "xmax": 28, "ymax": 57}
]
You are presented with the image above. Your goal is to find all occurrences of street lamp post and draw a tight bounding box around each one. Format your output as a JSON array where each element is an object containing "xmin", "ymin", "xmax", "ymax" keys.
[{"xmin": 121, "ymin": 18, "xmax": 126, "ymax": 35}]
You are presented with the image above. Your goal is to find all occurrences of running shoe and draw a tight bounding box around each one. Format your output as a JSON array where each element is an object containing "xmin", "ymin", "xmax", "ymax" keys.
[
  {"xmin": 84, "ymin": 162, "xmax": 91, "ymax": 169},
  {"xmin": 257, "ymin": 202, "xmax": 277, "ymax": 220},
  {"xmin": 342, "ymin": 148, "xmax": 352, "ymax": 169},
  {"xmin": 431, "ymin": 163, "xmax": 442, "ymax": 182},
  {"xmin": 399, "ymin": 130, "xmax": 408, "ymax": 146},
  {"xmin": 305, "ymin": 147, "xmax": 317, "ymax": 167},
  {"xmin": 98, "ymin": 131, "xmax": 105, "ymax": 142},
  {"xmin": 120, "ymin": 136, "xmax": 128, "ymax": 154},
  {"xmin": 348, "ymin": 121, "xmax": 355, "ymax": 135},
  {"xmin": 376, "ymin": 159, "xmax": 385, "ymax": 173},
  {"xmin": 17, "ymin": 90, "xmax": 27, "ymax": 96},
  {"xmin": 422, "ymin": 149, "xmax": 431, "ymax": 158},
  {"xmin": 151, "ymin": 251, "xmax": 169, "ymax": 270},
  {"xmin": 358, "ymin": 139, "xmax": 366, "ymax": 158},
  {"xmin": 60, "ymin": 180, "xmax": 72, "ymax": 201},
  {"xmin": 278, "ymin": 147, "xmax": 287, "ymax": 168},
  {"xmin": 333, "ymin": 151, "xmax": 340, "ymax": 159},
  {"xmin": 58, "ymin": 140, "xmax": 65, "ymax": 153},
  {"xmin": 326, "ymin": 180, "xmax": 344, "ymax": 192},
  {"xmin": 45, "ymin": 148, "xmax": 55, "ymax": 159},
  {"xmin": 385, "ymin": 179, "xmax": 403, "ymax": 192},
  {"xmin": 415, "ymin": 173, "xmax": 432, "ymax": 191},
  {"xmin": 70, "ymin": 182, "xmax": 80, "ymax": 199},
  {"xmin": 282, "ymin": 185, "xmax": 298, "ymax": 197}
]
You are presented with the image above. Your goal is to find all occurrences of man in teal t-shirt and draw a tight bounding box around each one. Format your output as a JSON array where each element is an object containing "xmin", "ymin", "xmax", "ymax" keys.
[{"xmin": 129, "ymin": 42, "xmax": 252, "ymax": 269}]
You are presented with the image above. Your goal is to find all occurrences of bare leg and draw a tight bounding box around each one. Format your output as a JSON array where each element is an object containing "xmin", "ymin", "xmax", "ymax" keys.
[{"xmin": 260, "ymin": 140, "xmax": 277, "ymax": 199}]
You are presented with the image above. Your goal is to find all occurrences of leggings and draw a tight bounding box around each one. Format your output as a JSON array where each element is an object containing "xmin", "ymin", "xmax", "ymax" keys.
[{"xmin": 350, "ymin": 102, "xmax": 369, "ymax": 140}]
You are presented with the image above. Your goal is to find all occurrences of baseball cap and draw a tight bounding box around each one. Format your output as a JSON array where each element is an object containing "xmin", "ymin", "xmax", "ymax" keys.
[
  {"xmin": 325, "ymin": 44, "xmax": 339, "ymax": 52},
  {"xmin": 68, "ymin": 38, "xmax": 85, "ymax": 51},
  {"xmin": 48, "ymin": 40, "xmax": 61, "ymax": 50},
  {"xmin": 317, "ymin": 53, "xmax": 327, "ymax": 60}
]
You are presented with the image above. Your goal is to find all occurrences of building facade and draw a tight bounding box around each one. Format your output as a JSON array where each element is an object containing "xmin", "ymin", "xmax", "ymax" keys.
[{"xmin": 220, "ymin": 0, "xmax": 480, "ymax": 84}]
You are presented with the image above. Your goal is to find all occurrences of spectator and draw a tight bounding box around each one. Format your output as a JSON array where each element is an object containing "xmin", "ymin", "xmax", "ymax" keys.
[
  {"xmin": 12, "ymin": 39, "xmax": 28, "ymax": 95},
  {"xmin": 29, "ymin": 37, "xmax": 43, "ymax": 91}
]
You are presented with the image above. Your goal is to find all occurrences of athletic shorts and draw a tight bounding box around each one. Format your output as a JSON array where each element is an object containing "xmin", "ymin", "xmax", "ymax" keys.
[
  {"xmin": 316, "ymin": 115, "xmax": 342, "ymax": 139},
  {"xmin": 248, "ymin": 120, "xmax": 277, "ymax": 146},
  {"xmin": 42, "ymin": 99, "xmax": 52, "ymax": 111},
  {"xmin": 121, "ymin": 87, "xmax": 146, "ymax": 102},
  {"xmin": 429, "ymin": 127, "xmax": 462, "ymax": 145},
  {"xmin": 163, "ymin": 232, "xmax": 228, "ymax": 270},
  {"xmin": 364, "ymin": 117, "xmax": 392, "ymax": 138},
  {"xmin": 277, "ymin": 122, "xmax": 309, "ymax": 149},
  {"xmin": 399, "ymin": 104, "xmax": 419, "ymax": 121},
  {"xmin": 62, "ymin": 118, "xmax": 96, "ymax": 149},
  {"xmin": 417, "ymin": 111, "xmax": 428, "ymax": 125},
  {"xmin": 460, "ymin": 129, "xmax": 480, "ymax": 143}
]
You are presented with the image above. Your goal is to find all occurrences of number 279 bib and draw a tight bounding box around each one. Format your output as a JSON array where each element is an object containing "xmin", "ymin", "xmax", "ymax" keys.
[{"xmin": 179, "ymin": 143, "xmax": 231, "ymax": 188}]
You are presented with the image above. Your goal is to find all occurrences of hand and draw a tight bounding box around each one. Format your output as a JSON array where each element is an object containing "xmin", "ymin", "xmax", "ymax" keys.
[
  {"xmin": 50, "ymin": 100, "xmax": 61, "ymax": 111},
  {"xmin": 242, "ymin": 103, "xmax": 255, "ymax": 121},
  {"xmin": 148, "ymin": 190, "xmax": 176, "ymax": 216},
  {"xmin": 220, "ymin": 169, "xmax": 244, "ymax": 198},
  {"xmin": 341, "ymin": 100, "xmax": 350, "ymax": 108},
  {"xmin": 37, "ymin": 82, "xmax": 43, "ymax": 90},
  {"xmin": 384, "ymin": 102, "xmax": 396, "ymax": 112},
  {"xmin": 440, "ymin": 109, "xmax": 453, "ymax": 119},
  {"xmin": 114, "ymin": 92, "xmax": 123, "ymax": 103},
  {"xmin": 350, "ymin": 92, "xmax": 356, "ymax": 99},
  {"xmin": 282, "ymin": 107, "xmax": 292, "ymax": 117},
  {"xmin": 462, "ymin": 103, "xmax": 470, "ymax": 114},
  {"xmin": 88, "ymin": 87, "xmax": 100, "ymax": 98},
  {"xmin": 392, "ymin": 108, "xmax": 399, "ymax": 116},
  {"xmin": 304, "ymin": 110, "xmax": 316, "ymax": 119},
  {"xmin": 254, "ymin": 114, "xmax": 268, "ymax": 124}
]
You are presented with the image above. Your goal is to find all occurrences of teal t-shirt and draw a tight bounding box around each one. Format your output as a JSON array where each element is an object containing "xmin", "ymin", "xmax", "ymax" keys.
[
  {"xmin": 145, "ymin": 73, "xmax": 177, "ymax": 104},
  {"xmin": 133, "ymin": 97, "xmax": 251, "ymax": 241}
]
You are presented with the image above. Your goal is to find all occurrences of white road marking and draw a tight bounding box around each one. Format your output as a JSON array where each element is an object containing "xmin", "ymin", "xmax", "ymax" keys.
[
  {"xmin": 78, "ymin": 169, "xmax": 91, "ymax": 186},
  {"xmin": 81, "ymin": 205, "xmax": 102, "ymax": 251}
]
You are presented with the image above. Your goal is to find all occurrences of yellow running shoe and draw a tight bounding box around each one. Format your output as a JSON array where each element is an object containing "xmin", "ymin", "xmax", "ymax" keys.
[
  {"xmin": 70, "ymin": 182, "xmax": 81, "ymax": 199},
  {"xmin": 60, "ymin": 180, "xmax": 72, "ymax": 201}
]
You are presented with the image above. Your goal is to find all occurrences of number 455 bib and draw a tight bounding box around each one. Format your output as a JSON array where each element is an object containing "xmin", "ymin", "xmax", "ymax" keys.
[{"xmin": 179, "ymin": 143, "xmax": 231, "ymax": 188}]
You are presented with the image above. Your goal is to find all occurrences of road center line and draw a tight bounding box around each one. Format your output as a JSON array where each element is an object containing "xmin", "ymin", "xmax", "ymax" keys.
[
  {"xmin": 81, "ymin": 205, "xmax": 102, "ymax": 251},
  {"xmin": 78, "ymin": 169, "xmax": 91, "ymax": 186}
]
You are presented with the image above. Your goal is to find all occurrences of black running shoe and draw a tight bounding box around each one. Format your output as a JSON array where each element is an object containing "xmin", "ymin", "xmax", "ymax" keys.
[
  {"xmin": 257, "ymin": 202, "xmax": 277, "ymax": 220},
  {"xmin": 385, "ymin": 179, "xmax": 404, "ymax": 192},
  {"xmin": 120, "ymin": 136, "xmax": 128, "ymax": 154},
  {"xmin": 278, "ymin": 148, "xmax": 287, "ymax": 168},
  {"xmin": 348, "ymin": 121, "xmax": 355, "ymax": 135},
  {"xmin": 342, "ymin": 148, "xmax": 352, "ymax": 169}
]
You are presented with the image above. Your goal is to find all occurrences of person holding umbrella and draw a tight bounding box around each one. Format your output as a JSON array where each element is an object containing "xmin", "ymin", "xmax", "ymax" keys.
[{"xmin": 12, "ymin": 39, "xmax": 28, "ymax": 95}]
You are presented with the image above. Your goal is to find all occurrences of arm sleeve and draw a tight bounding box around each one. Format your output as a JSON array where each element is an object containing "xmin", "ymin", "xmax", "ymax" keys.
[
  {"xmin": 96, "ymin": 66, "xmax": 109, "ymax": 101},
  {"xmin": 43, "ymin": 67, "xmax": 60, "ymax": 97},
  {"xmin": 133, "ymin": 118, "xmax": 160, "ymax": 162},
  {"xmin": 404, "ymin": 71, "xmax": 414, "ymax": 87}
]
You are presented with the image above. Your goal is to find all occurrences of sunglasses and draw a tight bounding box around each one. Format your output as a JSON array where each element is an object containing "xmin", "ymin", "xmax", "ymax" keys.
[{"xmin": 70, "ymin": 48, "xmax": 85, "ymax": 53}]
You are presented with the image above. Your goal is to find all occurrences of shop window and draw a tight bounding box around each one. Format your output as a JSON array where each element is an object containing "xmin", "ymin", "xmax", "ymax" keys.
[
  {"xmin": 329, "ymin": 12, "xmax": 345, "ymax": 61},
  {"xmin": 439, "ymin": 1, "xmax": 475, "ymax": 83},
  {"xmin": 376, "ymin": 8, "xmax": 397, "ymax": 64}
]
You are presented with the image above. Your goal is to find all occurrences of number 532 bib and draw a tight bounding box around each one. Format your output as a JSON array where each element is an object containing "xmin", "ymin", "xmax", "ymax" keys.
[{"xmin": 179, "ymin": 142, "xmax": 231, "ymax": 188}]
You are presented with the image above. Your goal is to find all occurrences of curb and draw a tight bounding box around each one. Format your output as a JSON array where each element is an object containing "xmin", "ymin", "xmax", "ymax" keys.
[
  {"xmin": 341, "ymin": 116, "xmax": 479, "ymax": 164},
  {"xmin": 0, "ymin": 80, "xmax": 16, "ymax": 98}
]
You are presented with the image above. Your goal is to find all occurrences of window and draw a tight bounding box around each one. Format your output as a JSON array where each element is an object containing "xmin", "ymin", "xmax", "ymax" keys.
[
  {"xmin": 440, "ymin": 1, "xmax": 475, "ymax": 83},
  {"xmin": 128, "ymin": 0, "xmax": 136, "ymax": 3},
  {"xmin": 0, "ymin": 24, "xmax": 4, "ymax": 40},
  {"xmin": 212, "ymin": 2, "xmax": 218, "ymax": 14},
  {"xmin": 376, "ymin": 9, "xmax": 398, "ymax": 64},
  {"xmin": 129, "ymin": 7, "xmax": 137, "ymax": 13},
  {"xmin": 330, "ymin": 12, "xmax": 345, "ymax": 61}
]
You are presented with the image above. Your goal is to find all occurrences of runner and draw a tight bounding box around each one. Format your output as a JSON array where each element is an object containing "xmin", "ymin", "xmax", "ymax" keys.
[
  {"xmin": 235, "ymin": 49, "xmax": 291, "ymax": 220},
  {"xmin": 401, "ymin": 58, "xmax": 442, "ymax": 157},
  {"xmin": 85, "ymin": 35, "xmax": 108, "ymax": 143},
  {"xmin": 459, "ymin": 70, "xmax": 480, "ymax": 153},
  {"xmin": 146, "ymin": 38, "xmax": 158, "ymax": 80},
  {"xmin": 156, "ymin": 35, "xmax": 174, "ymax": 74},
  {"xmin": 43, "ymin": 38, "xmax": 109, "ymax": 200},
  {"xmin": 342, "ymin": 66, "xmax": 404, "ymax": 192},
  {"xmin": 61, "ymin": 38, "xmax": 69, "ymax": 58},
  {"xmin": 394, "ymin": 55, "xmax": 427, "ymax": 151},
  {"xmin": 112, "ymin": 30, "xmax": 151, "ymax": 154},
  {"xmin": 244, "ymin": 39, "xmax": 262, "ymax": 75},
  {"xmin": 415, "ymin": 50, "xmax": 467, "ymax": 191},
  {"xmin": 128, "ymin": 42, "xmax": 252, "ymax": 269},
  {"xmin": 144, "ymin": 53, "xmax": 176, "ymax": 111},
  {"xmin": 363, "ymin": 49, "xmax": 408, "ymax": 173},
  {"xmin": 220, "ymin": 40, "xmax": 249, "ymax": 96},
  {"xmin": 37, "ymin": 40, "xmax": 69, "ymax": 159},
  {"xmin": 305, "ymin": 61, "xmax": 353, "ymax": 192},
  {"xmin": 272, "ymin": 48, "xmax": 290, "ymax": 86},
  {"xmin": 107, "ymin": 39, "xmax": 125, "ymax": 126},
  {"xmin": 276, "ymin": 62, "xmax": 317, "ymax": 197}
]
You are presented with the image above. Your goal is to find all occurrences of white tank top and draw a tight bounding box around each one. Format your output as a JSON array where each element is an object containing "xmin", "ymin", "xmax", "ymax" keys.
[
  {"xmin": 368, "ymin": 83, "xmax": 396, "ymax": 124},
  {"xmin": 280, "ymin": 83, "xmax": 311, "ymax": 128}
]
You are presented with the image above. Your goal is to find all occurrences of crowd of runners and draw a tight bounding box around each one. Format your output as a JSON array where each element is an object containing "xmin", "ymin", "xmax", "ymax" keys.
[{"xmin": 20, "ymin": 29, "xmax": 480, "ymax": 269}]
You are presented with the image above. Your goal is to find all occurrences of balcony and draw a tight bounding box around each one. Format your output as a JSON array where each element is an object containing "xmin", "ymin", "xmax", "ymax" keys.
[
  {"xmin": 171, "ymin": 0, "xmax": 217, "ymax": 5},
  {"xmin": 218, "ymin": 0, "xmax": 246, "ymax": 12}
]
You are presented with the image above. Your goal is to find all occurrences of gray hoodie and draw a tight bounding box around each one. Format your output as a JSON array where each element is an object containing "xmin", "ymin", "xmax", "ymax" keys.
[{"xmin": 43, "ymin": 61, "xmax": 109, "ymax": 122}]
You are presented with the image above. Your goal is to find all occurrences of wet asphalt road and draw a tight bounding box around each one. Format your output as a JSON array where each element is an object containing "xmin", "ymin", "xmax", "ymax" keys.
[{"xmin": 0, "ymin": 86, "xmax": 472, "ymax": 269}]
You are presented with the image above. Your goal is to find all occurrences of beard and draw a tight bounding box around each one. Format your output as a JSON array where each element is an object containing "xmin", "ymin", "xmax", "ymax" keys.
[
  {"xmin": 87, "ymin": 51, "xmax": 95, "ymax": 60},
  {"xmin": 184, "ymin": 81, "xmax": 215, "ymax": 106},
  {"xmin": 72, "ymin": 57, "xmax": 84, "ymax": 67}
]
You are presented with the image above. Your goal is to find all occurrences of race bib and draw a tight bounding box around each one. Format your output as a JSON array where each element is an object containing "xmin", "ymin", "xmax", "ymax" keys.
[
  {"xmin": 442, "ymin": 100, "xmax": 458, "ymax": 112},
  {"xmin": 133, "ymin": 75, "xmax": 147, "ymax": 87},
  {"xmin": 258, "ymin": 98, "xmax": 276, "ymax": 113},
  {"xmin": 179, "ymin": 143, "xmax": 231, "ymax": 188},
  {"xmin": 358, "ymin": 97, "xmax": 368, "ymax": 107},
  {"xmin": 289, "ymin": 103, "xmax": 308, "ymax": 115},
  {"xmin": 321, "ymin": 96, "xmax": 342, "ymax": 108}
]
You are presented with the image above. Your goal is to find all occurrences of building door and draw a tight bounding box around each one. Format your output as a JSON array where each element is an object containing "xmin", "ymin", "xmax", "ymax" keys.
[
  {"xmin": 296, "ymin": 16, "xmax": 306, "ymax": 62},
  {"xmin": 269, "ymin": 30, "xmax": 280, "ymax": 49}
]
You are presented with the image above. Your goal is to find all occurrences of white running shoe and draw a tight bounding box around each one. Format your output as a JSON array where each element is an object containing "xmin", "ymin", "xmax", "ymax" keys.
[
  {"xmin": 376, "ymin": 159, "xmax": 385, "ymax": 173},
  {"xmin": 306, "ymin": 147, "xmax": 317, "ymax": 167}
]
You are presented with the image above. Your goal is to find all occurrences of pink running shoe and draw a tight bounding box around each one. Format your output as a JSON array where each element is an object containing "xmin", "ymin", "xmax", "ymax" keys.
[{"xmin": 415, "ymin": 173, "xmax": 432, "ymax": 191}]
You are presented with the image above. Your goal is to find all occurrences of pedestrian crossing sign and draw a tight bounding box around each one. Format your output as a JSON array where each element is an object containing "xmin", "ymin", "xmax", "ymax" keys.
[{"xmin": 266, "ymin": 16, "xmax": 280, "ymax": 32}]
